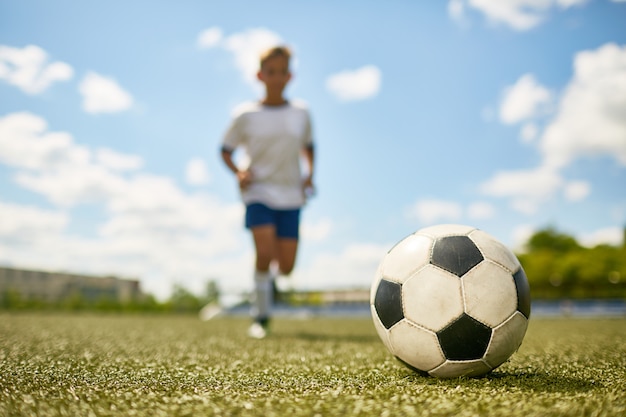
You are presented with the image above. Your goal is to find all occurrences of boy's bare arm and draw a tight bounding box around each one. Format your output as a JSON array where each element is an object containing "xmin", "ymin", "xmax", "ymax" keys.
[
  {"xmin": 221, "ymin": 149, "xmax": 252, "ymax": 189},
  {"xmin": 302, "ymin": 146, "xmax": 315, "ymax": 192}
]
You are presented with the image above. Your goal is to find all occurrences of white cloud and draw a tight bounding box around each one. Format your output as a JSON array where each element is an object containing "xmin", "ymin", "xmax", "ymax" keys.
[
  {"xmin": 15, "ymin": 166, "xmax": 127, "ymax": 207},
  {"xmin": 197, "ymin": 27, "xmax": 283, "ymax": 86},
  {"xmin": 448, "ymin": 0, "xmax": 466, "ymax": 22},
  {"xmin": 480, "ymin": 166, "xmax": 563, "ymax": 214},
  {"xmin": 301, "ymin": 217, "xmax": 333, "ymax": 242},
  {"xmin": 563, "ymin": 180, "xmax": 590, "ymax": 202},
  {"xmin": 511, "ymin": 224, "xmax": 536, "ymax": 251},
  {"xmin": 0, "ymin": 44, "xmax": 73, "ymax": 94},
  {"xmin": 326, "ymin": 65, "xmax": 382, "ymax": 102},
  {"xmin": 197, "ymin": 27, "xmax": 223, "ymax": 49},
  {"xmin": 450, "ymin": 0, "xmax": 589, "ymax": 30},
  {"xmin": 406, "ymin": 199, "xmax": 497, "ymax": 224},
  {"xmin": 0, "ymin": 112, "xmax": 89, "ymax": 171},
  {"xmin": 0, "ymin": 112, "xmax": 142, "ymax": 206},
  {"xmin": 473, "ymin": 0, "xmax": 548, "ymax": 30},
  {"xmin": 485, "ymin": 43, "xmax": 626, "ymax": 214},
  {"xmin": 499, "ymin": 74, "xmax": 552, "ymax": 124},
  {"xmin": 96, "ymin": 148, "xmax": 143, "ymax": 171},
  {"xmin": 520, "ymin": 122, "xmax": 539, "ymax": 143},
  {"xmin": 577, "ymin": 227, "xmax": 624, "ymax": 247},
  {"xmin": 0, "ymin": 201, "xmax": 68, "ymax": 240},
  {"xmin": 79, "ymin": 72, "xmax": 133, "ymax": 114},
  {"xmin": 540, "ymin": 43, "xmax": 626, "ymax": 169},
  {"xmin": 185, "ymin": 157, "xmax": 210, "ymax": 186},
  {"xmin": 407, "ymin": 199, "xmax": 463, "ymax": 224}
]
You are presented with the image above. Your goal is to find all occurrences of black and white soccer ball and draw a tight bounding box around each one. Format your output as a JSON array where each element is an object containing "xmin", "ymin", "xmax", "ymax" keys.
[{"xmin": 371, "ymin": 224, "xmax": 531, "ymax": 378}]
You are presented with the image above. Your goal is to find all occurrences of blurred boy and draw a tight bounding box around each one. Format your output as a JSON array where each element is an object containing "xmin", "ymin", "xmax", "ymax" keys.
[{"xmin": 220, "ymin": 46, "xmax": 315, "ymax": 338}]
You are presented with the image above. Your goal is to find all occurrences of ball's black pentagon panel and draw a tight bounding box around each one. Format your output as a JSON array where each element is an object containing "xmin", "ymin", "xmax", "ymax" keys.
[
  {"xmin": 431, "ymin": 236, "xmax": 484, "ymax": 277},
  {"xmin": 374, "ymin": 279, "xmax": 404, "ymax": 329},
  {"xmin": 513, "ymin": 268, "xmax": 531, "ymax": 319},
  {"xmin": 437, "ymin": 313, "xmax": 492, "ymax": 360}
]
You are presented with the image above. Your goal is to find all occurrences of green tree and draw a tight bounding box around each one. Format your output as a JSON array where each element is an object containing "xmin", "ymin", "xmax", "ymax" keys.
[
  {"xmin": 526, "ymin": 227, "xmax": 581, "ymax": 253},
  {"xmin": 167, "ymin": 284, "xmax": 203, "ymax": 313},
  {"xmin": 518, "ymin": 227, "xmax": 626, "ymax": 299},
  {"xmin": 202, "ymin": 280, "xmax": 220, "ymax": 305}
]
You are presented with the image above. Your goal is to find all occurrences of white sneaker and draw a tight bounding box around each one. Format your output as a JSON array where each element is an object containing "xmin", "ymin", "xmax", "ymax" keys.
[
  {"xmin": 198, "ymin": 304, "xmax": 222, "ymax": 321},
  {"xmin": 247, "ymin": 322, "xmax": 267, "ymax": 339}
]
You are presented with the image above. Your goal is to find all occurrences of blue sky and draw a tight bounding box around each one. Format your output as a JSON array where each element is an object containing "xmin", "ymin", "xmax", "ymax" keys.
[{"xmin": 1, "ymin": 0, "xmax": 625, "ymax": 299}]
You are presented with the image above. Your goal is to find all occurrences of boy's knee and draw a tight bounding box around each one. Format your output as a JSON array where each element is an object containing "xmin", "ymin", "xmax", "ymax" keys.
[{"xmin": 280, "ymin": 261, "xmax": 296, "ymax": 275}]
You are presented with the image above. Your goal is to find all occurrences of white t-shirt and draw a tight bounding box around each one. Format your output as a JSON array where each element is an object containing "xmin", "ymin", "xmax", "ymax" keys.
[{"xmin": 222, "ymin": 100, "xmax": 314, "ymax": 209}]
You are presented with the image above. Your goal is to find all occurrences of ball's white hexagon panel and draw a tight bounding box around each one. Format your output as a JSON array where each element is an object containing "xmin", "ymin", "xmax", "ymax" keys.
[
  {"xmin": 463, "ymin": 261, "xmax": 518, "ymax": 327},
  {"xmin": 388, "ymin": 319, "xmax": 445, "ymax": 372},
  {"xmin": 484, "ymin": 311, "xmax": 529, "ymax": 369},
  {"xmin": 381, "ymin": 233, "xmax": 432, "ymax": 284},
  {"xmin": 469, "ymin": 229, "xmax": 520, "ymax": 273},
  {"xmin": 403, "ymin": 265, "xmax": 464, "ymax": 331},
  {"xmin": 429, "ymin": 359, "xmax": 492, "ymax": 378}
]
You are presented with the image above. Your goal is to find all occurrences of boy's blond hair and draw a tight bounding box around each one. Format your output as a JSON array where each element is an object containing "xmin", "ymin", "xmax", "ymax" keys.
[{"xmin": 259, "ymin": 46, "xmax": 291, "ymax": 69}]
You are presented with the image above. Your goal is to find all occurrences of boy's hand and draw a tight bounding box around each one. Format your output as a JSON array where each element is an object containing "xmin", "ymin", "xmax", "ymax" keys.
[
  {"xmin": 237, "ymin": 170, "xmax": 253, "ymax": 189},
  {"xmin": 302, "ymin": 176, "xmax": 315, "ymax": 199}
]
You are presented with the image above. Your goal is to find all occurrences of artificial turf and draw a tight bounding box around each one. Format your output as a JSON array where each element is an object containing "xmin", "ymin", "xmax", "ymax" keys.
[{"xmin": 1, "ymin": 313, "xmax": 625, "ymax": 416}]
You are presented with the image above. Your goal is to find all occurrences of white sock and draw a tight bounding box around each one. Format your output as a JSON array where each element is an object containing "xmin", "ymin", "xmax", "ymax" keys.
[{"xmin": 251, "ymin": 270, "xmax": 273, "ymax": 321}]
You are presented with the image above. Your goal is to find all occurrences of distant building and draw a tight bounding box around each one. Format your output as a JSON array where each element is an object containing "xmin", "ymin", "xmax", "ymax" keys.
[{"xmin": 0, "ymin": 266, "xmax": 143, "ymax": 303}]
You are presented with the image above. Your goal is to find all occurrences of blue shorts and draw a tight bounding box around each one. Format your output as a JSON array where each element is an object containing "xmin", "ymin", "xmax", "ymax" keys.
[{"xmin": 245, "ymin": 203, "xmax": 300, "ymax": 239}]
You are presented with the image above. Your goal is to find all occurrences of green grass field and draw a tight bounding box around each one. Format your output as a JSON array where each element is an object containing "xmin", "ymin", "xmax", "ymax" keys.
[{"xmin": 1, "ymin": 314, "xmax": 625, "ymax": 416}]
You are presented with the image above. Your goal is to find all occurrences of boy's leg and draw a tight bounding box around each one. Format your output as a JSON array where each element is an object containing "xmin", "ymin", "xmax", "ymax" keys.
[
  {"xmin": 252, "ymin": 269, "xmax": 273, "ymax": 321},
  {"xmin": 275, "ymin": 238, "xmax": 298, "ymax": 275},
  {"xmin": 252, "ymin": 224, "xmax": 276, "ymax": 272},
  {"xmin": 272, "ymin": 238, "xmax": 298, "ymax": 303},
  {"xmin": 250, "ymin": 225, "xmax": 276, "ymax": 336},
  {"xmin": 245, "ymin": 205, "xmax": 300, "ymax": 337},
  {"xmin": 274, "ymin": 208, "xmax": 301, "ymax": 275},
  {"xmin": 272, "ymin": 208, "xmax": 300, "ymax": 302}
]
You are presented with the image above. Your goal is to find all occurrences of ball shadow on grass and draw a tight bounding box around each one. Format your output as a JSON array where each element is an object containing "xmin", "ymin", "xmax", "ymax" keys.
[
  {"xmin": 484, "ymin": 370, "xmax": 602, "ymax": 393},
  {"xmin": 400, "ymin": 367, "xmax": 601, "ymax": 393}
]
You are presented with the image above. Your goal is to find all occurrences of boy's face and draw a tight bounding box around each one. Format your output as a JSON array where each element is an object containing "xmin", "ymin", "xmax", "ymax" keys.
[{"xmin": 257, "ymin": 55, "xmax": 291, "ymax": 95}]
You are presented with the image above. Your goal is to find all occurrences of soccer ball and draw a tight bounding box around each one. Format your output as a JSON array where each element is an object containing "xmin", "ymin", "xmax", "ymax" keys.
[{"xmin": 370, "ymin": 224, "xmax": 531, "ymax": 378}]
